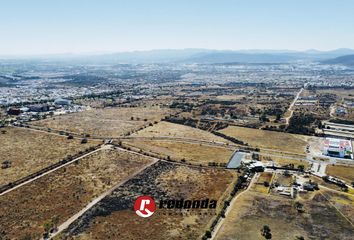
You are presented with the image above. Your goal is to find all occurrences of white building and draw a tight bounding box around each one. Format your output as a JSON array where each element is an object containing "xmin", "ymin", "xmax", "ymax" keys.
[{"xmin": 322, "ymin": 138, "xmax": 353, "ymax": 159}]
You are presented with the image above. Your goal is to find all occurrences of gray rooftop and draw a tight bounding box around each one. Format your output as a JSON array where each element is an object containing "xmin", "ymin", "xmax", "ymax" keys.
[{"xmin": 227, "ymin": 152, "xmax": 245, "ymax": 169}]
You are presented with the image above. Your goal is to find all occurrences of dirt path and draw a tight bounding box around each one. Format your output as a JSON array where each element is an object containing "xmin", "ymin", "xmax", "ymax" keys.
[
  {"xmin": 0, "ymin": 145, "xmax": 109, "ymax": 196},
  {"xmin": 211, "ymin": 173, "xmax": 258, "ymax": 240},
  {"xmin": 319, "ymin": 189, "xmax": 354, "ymax": 229},
  {"xmin": 48, "ymin": 157, "xmax": 159, "ymax": 239},
  {"xmin": 285, "ymin": 87, "xmax": 304, "ymax": 125}
]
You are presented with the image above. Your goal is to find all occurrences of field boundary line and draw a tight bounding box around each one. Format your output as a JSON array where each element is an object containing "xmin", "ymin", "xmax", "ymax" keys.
[
  {"xmin": 0, "ymin": 145, "xmax": 107, "ymax": 196},
  {"xmin": 48, "ymin": 158, "xmax": 159, "ymax": 239}
]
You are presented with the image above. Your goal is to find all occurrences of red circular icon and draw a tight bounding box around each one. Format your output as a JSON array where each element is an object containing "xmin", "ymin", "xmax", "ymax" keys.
[{"xmin": 134, "ymin": 196, "xmax": 156, "ymax": 218}]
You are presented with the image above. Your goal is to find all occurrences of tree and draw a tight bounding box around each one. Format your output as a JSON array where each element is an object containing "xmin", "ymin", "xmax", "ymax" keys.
[
  {"xmin": 205, "ymin": 230, "xmax": 212, "ymax": 238},
  {"xmin": 81, "ymin": 138, "xmax": 88, "ymax": 144},
  {"xmin": 43, "ymin": 221, "xmax": 52, "ymax": 234},
  {"xmin": 261, "ymin": 225, "xmax": 272, "ymax": 239},
  {"xmin": 295, "ymin": 202, "xmax": 304, "ymax": 213},
  {"xmin": 298, "ymin": 165, "xmax": 305, "ymax": 172}
]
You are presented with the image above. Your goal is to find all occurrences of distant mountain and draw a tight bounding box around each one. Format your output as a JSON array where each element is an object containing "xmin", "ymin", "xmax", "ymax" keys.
[
  {"xmin": 183, "ymin": 52, "xmax": 299, "ymax": 63},
  {"xmin": 3, "ymin": 48, "xmax": 354, "ymax": 64},
  {"xmin": 86, "ymin": 48, "xmax": 354, "ymax": 64},
  {"xmin": 321, "ymin": 54, "xmax": 354, "ymax": 66}
]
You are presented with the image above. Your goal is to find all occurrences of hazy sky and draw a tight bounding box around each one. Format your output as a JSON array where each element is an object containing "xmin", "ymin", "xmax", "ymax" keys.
[{"xmin": 1, "ymin": 0, "xmax": 354, "ymax": 55}]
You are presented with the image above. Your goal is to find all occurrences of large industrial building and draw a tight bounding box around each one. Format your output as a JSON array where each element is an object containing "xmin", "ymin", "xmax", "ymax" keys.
[{"xmin": 322, "ymin": 138, "xmax": 353, "ymax": 159}]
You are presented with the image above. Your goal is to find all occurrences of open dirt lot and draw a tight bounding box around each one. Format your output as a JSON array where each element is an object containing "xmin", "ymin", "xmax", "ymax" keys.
[
  {"xmin": 252, "ymin": 172, "xmax": 273, "ymax": 194},
  {"xmin": 0, "ymin": 149, "xmax": 153, "ymax": 239},
  {"xmin": 31, "ymin": 106, "xmax": 174, "ymax": 138},
  {"xmin": 320, "ymin": 189, "xmax": 354, "ymax": 223},
  {"xmin": 131, "ymin": 121, "xmax": 231, "ymax": 143},
  {"xmin": 326, "ymin": 165, "xmax": 354, "ymax": 183},
  {"xmin": 0, "ymin": 127, "xmax": 100, "ymax": 186},
  {"xmin": 61, "ymin": 161, "xmax": 237, "ymax": 240},
  {"xmin": 218, "ymin": 126, "xmax": 307, "ymax": 154},
  {"xmin": 122, "ymin": 139, "xmax": 233, "ymax": 165},
  {"xmin": 215, "ymin": 190, "xmax": 354, "ymax": 240},
  {"xmin": 260, "ymin": 155, "xmax": 310, "ymax": 169}
]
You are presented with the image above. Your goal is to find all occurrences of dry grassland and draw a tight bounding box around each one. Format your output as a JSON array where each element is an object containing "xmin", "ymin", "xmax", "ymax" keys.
[
  {"xmin": 132, "ymin": 121, "xmax": 231, "ymax": 143},
  {"xmin": 215, "ymin": 190, "xmax": 354, "ymax": 240},
  {"xmin": 0, "ymin": 149, "xmax": 153, "ymax": 239},
  {"xmin": 31, "ymin": 106, "xmax": 174, "ymax": 138},
  {"xmin": 64, "ymin": 162, "xmax": 237, "ymax": 240},
  {"xmin": 219, "ymin": 126, "xmax": 307, "ymax": 154},
  {"xmin": 0, "ymin": 127, "xmax": 99, "ymax": 186},
  {"xmin": 122, "ymin": 139, "xmax": 233, "ymax": 164},
  {"xmin": 326, "ymin": 165, "xmax": 354, "ymax": 183},
  {"xmin": 252, "ymin": 172, "xmax": 273, "ymax": 194},
  {"xmin": 260, "ymin": 155, "xmax": 309, "ymax": 169}
]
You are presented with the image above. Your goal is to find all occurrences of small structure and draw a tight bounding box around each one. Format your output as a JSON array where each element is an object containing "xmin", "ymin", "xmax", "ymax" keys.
[
  {"xmin": 28, "ymin": 104, "xmax": 49, "ymax": 112},
  {"xmin": 54, "ymin": 98, "xmax": 71, "ymax": 106},
  {"xmin": 248, "ymin": 161, "xmax": 265, "ymax": 172},
  {"xmin": 303, "ymin": 181, "xmax": 318, "ymax": 191},
  {"xmin": 7, "ymin": 107, "xmax": 21, "ymax": 115}
]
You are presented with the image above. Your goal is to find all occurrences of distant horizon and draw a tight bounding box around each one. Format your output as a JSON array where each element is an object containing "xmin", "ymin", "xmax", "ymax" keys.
[
  {"xmin": 1, "ymin": 47, "xmax": 354, "ymax": 58},
  {"xmin": 1, "ymin": 0, "xmax": 354, "ymax": 55}
]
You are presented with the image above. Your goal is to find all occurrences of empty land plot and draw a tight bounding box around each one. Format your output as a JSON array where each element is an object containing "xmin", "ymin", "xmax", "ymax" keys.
[
  {"xmin": 122, "ymin": 139, "xmax": 233, "ymax": 165},
  {"xmin": 252, "ymin": 172, "xmax": 273, "ymax": 194},
  {"xmin": 326, "ymin": 165, "xmax": 354, "ymax": 183},
  {"xmin": 0, "ymin": 127, "xmax": 99, "ymax": 186},
  {"xmin": 62, "ymin": 161, "xmax": 236, "ymax": 240},
  {"xmin": 218, "ymin": 126, "xmax": 307, "ymax": 154},
  {"xmin": 0, "ymin": 149, "xmax": 153, "ymax": 239},
  {"xmin": 132, "ymin": 121, "xmax": 231, "ymax": 143},
  {"xmin": 31, "ymin": 106, "xmax": 174, "ymax": 138},
  {"xmin": 272, "ymin": 173, "xmax": 294, "ymax": 187},
  {"xmin": 320, "ymin": 189, "xmax": 354, "ymax": 223},
  {"xmin": 260, "ymin": 155, "xmax": 309, "ymax": 169},
  {"xmin": 215, "ymin": 190, "xmax": 354, "ymax": 240}
]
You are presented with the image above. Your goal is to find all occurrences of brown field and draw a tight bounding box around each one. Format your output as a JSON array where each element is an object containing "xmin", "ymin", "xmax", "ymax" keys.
[
  {"xmin": 122, "ymin": 139, "xmax": 233, "ymax": 165},
  {"xmin": 215, "ymin": 190, "xmax": 354, "ymax": 240},
  {"xmin": 272, "ymin": 173, "xmax": 294, "ymax": 187},
  {"xmin": 0, "ymin": 149, "xmax": 153, "ymax": 239},
  {"xmin": 326, "ymin": 165, "xmax": 354, "ymax": 183},
  {"xmin": 252, "ymin": 172, "xmax": 273, "ymax": 194},
  {"xmin": 320, "ymin": 189, "xmax": 354, "ymax": 223},
  {"xmin": 260, "ymin": 155, "xmax": 310, "ymax": 169},
  {"xmin": 31, "ymin": 106, "xmax": 174, "ymax": 138},
  {"xmin": 219, "ymin": 126, "xmax": 307, "ymax": 154},
  {"xmin": 215, "ymin": 94, "xmax": 247, "ymax": 101},
  {"xmin": 0, "ymin": 127, "xmax": 100, "ymax": 186},
  {"xmin": 62, "ymin": 161, "xmax": 237, "ymax": 240},
  {"xmin": 132, "ymin": 121, "xmax": 231, "ymax": 143}
]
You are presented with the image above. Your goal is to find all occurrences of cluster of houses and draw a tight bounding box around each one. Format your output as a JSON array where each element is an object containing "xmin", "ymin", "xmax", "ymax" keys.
[{"xmin": 4, "ymin": 98, "xmax": 87, "ymax": 124}]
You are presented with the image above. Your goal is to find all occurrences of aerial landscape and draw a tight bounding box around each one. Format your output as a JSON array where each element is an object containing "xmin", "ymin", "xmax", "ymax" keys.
[{"xmin": 0, "ymin": 1, "xmax": 354, "ymax": 240}]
